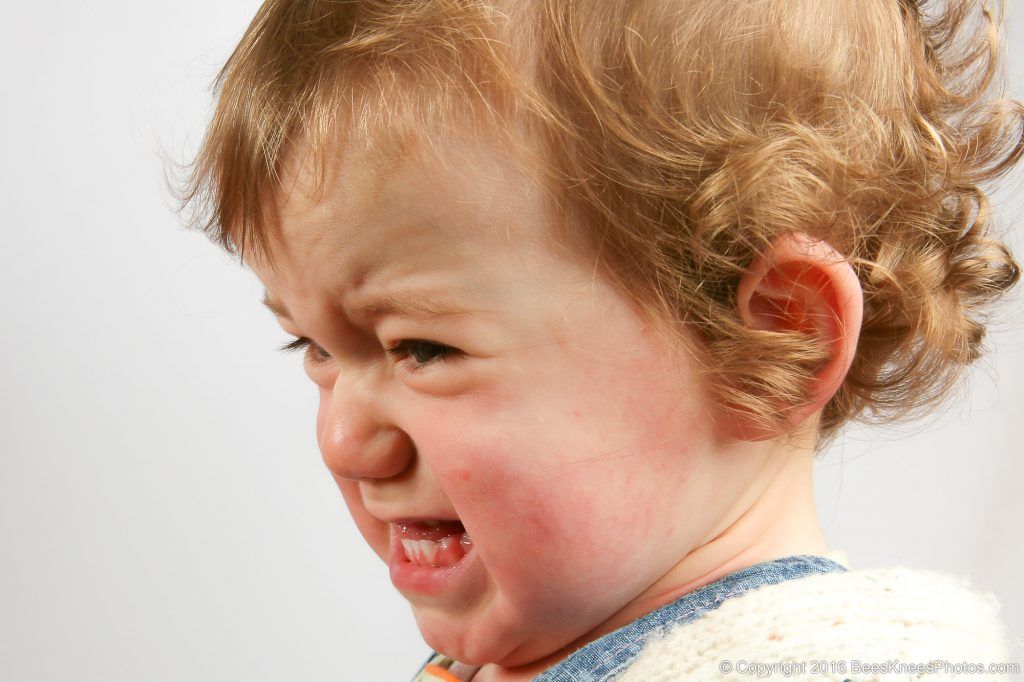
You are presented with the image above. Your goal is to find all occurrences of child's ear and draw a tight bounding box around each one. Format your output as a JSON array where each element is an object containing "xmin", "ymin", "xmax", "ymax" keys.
[{"xmin": 732, "ymin": 232, "xmax": 864, "ymax": 438}]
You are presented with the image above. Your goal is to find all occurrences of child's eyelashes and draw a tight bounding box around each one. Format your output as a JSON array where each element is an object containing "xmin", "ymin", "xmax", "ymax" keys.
[
  {"xmin": 277, "ymin": 336, "xmax": 331, "ymax": 364},
  {"xmin": 277, "ymin": 336, "xmax": 462, "ymax": 371}
]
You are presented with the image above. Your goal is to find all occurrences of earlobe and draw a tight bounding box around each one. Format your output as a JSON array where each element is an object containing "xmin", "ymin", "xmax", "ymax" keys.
[{"xmin": 734, "ymin": 232, "xmax": 864, "ymax": 434}]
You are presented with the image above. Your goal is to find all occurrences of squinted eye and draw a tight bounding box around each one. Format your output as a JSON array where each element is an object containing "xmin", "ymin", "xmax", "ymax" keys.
[
  {"xmin": 386, "ymin": 339, "xmax": 461, "ymax": 370},
  {"xmin": 277, "ymin": 336, "xmax": 331, "ymax": 364},
  {"xmin": 278, "ymin": 337, "xmax": 462, "ymax": 372}
]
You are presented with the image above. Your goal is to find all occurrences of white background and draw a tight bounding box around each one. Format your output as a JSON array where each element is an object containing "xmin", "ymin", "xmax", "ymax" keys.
[{"xmin": 1, "ymin": 2, "xmax": 1022, "ymax": 680}]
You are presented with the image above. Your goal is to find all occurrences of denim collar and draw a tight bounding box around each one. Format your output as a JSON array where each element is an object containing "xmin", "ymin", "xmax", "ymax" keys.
[
  {"xmin": 532, "ymin": 554, "xmax": 848, "ymax": 682},
  {"xmin": 413, "ymin": 554, "xmax": 848, "ymax": 682}
]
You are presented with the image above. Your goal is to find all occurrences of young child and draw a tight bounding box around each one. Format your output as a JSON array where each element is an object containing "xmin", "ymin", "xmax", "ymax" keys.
[{"xmin": 180, "ymin": 0, "xmax": 1021, "ymax": 679}]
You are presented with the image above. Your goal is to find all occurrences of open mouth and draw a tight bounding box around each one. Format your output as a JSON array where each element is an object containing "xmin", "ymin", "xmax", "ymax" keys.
[{"xmin": 392, "ymin": 519, "xmax": 472, "ymax": 568}]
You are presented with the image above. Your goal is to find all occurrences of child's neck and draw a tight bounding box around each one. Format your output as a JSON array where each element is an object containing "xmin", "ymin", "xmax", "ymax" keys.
[{"xmin": 475, "ymin": 436, "xmax": 827, "ymax": 682}]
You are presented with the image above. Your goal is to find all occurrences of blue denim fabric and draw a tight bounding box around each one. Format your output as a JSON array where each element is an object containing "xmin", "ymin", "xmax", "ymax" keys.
[{"xmin": 531, "ymin": 554, "xmax": 848, "ymax": 682}]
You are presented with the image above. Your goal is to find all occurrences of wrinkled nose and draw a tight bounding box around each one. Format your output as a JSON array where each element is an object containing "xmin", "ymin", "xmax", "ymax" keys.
[{"xmin": 315, "ymin": 374, "xmax": 413, "ymax": 481}]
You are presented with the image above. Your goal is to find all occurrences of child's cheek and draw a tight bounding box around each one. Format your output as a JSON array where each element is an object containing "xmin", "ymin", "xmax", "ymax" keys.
[{"xmin": 430, "ymin": 406, "xmax": 675, "ymax": 586}]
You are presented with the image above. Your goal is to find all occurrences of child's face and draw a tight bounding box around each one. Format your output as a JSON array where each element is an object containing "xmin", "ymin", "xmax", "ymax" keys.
[{"xmin": 252, "ymin": 133, "xmax": 743, "ymax": 666}]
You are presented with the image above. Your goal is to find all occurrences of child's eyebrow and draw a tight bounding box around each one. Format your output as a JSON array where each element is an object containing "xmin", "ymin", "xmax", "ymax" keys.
[
  {"xmin": 262, "ymin": 294, "xmax": 292, "ymax": 320},
  {"xmin": 261, "ymin": 289, "xmax": 480, "ymax": 323}
]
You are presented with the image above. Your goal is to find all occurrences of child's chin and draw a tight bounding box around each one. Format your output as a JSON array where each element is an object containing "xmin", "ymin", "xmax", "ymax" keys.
[
  {"xmin": 414, "ymin": 611, "xmax": 529, "ymax": 667},
  {"xmin": 415, "ymin": 608, "xmax": 576, "ymax": 670}
]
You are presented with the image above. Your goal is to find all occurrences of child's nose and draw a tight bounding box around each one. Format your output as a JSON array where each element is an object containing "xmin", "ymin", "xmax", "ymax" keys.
[{"xmin": 315, "ymin": 376, "xmax": 414, "ymax": 481}]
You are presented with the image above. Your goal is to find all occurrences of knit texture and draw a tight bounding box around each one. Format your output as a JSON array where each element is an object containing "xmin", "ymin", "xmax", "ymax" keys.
[{"xmin": 616, "ymin": 565, "xmax": 1011, "ymax": 681}]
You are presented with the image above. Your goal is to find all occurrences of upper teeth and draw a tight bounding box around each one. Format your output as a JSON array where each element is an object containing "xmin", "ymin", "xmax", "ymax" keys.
[{"xmin": 402, "ymin": 538, "xmax": 439, "ymax": 564}]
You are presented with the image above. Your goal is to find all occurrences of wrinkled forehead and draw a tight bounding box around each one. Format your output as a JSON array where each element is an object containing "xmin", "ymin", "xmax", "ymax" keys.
[
  {"xmin": 246, "ymin": 112, "xmax": 572, "ymax": 275},
  {"xmin": 242, "ymin": 102, "xmax": 683, "ymax": 359},
  {"xmin": 245, "ymin": 118, "xmax": 623, "ymax": 346}
]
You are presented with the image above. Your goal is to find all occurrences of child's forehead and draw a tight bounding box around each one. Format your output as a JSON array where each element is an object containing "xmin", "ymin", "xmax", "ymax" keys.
[
  {"xmin": 253, "ymin": 117, "xmax": 663, "ymax": 329},
  {"xmin": 254, "ymin": 125, "xmax": 570, "ymax": 285},
  {"xmin": 271, "ymin": 123, "xmax": 557, "ymax": 245}
]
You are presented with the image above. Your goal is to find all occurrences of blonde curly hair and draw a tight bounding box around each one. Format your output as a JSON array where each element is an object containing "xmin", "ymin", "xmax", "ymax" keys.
[{"xmin": 180, "ymin": 0, "xmax": 1023, "ymax": 443}]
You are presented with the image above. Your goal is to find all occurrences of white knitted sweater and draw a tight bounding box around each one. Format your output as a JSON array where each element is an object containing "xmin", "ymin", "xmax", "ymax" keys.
[{"xmin": 617, "ymin": 560, "xmax": 1013, "ymax": 682}]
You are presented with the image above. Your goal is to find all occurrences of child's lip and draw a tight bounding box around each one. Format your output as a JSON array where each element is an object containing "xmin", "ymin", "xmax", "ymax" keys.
[
  {"xmin": 387, "ymin": 516, "xmax": 462, "ymax": 525},
  {"xmin": 387, "ymin": 525, "xmax": 480, "ymax": 597},
  {"xmin": 391, "ymin": 519, "xmax": 466, "ymax": 542}
]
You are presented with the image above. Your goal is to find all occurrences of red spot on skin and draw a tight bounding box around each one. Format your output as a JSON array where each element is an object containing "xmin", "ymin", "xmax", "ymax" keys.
[
  {"xmin": 458, "ymin": 469, "xmax": 471, "ymax": 482},
  {"xmin": 573, "ymin": 409, "xmax": 582, "ymax": 418}
]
